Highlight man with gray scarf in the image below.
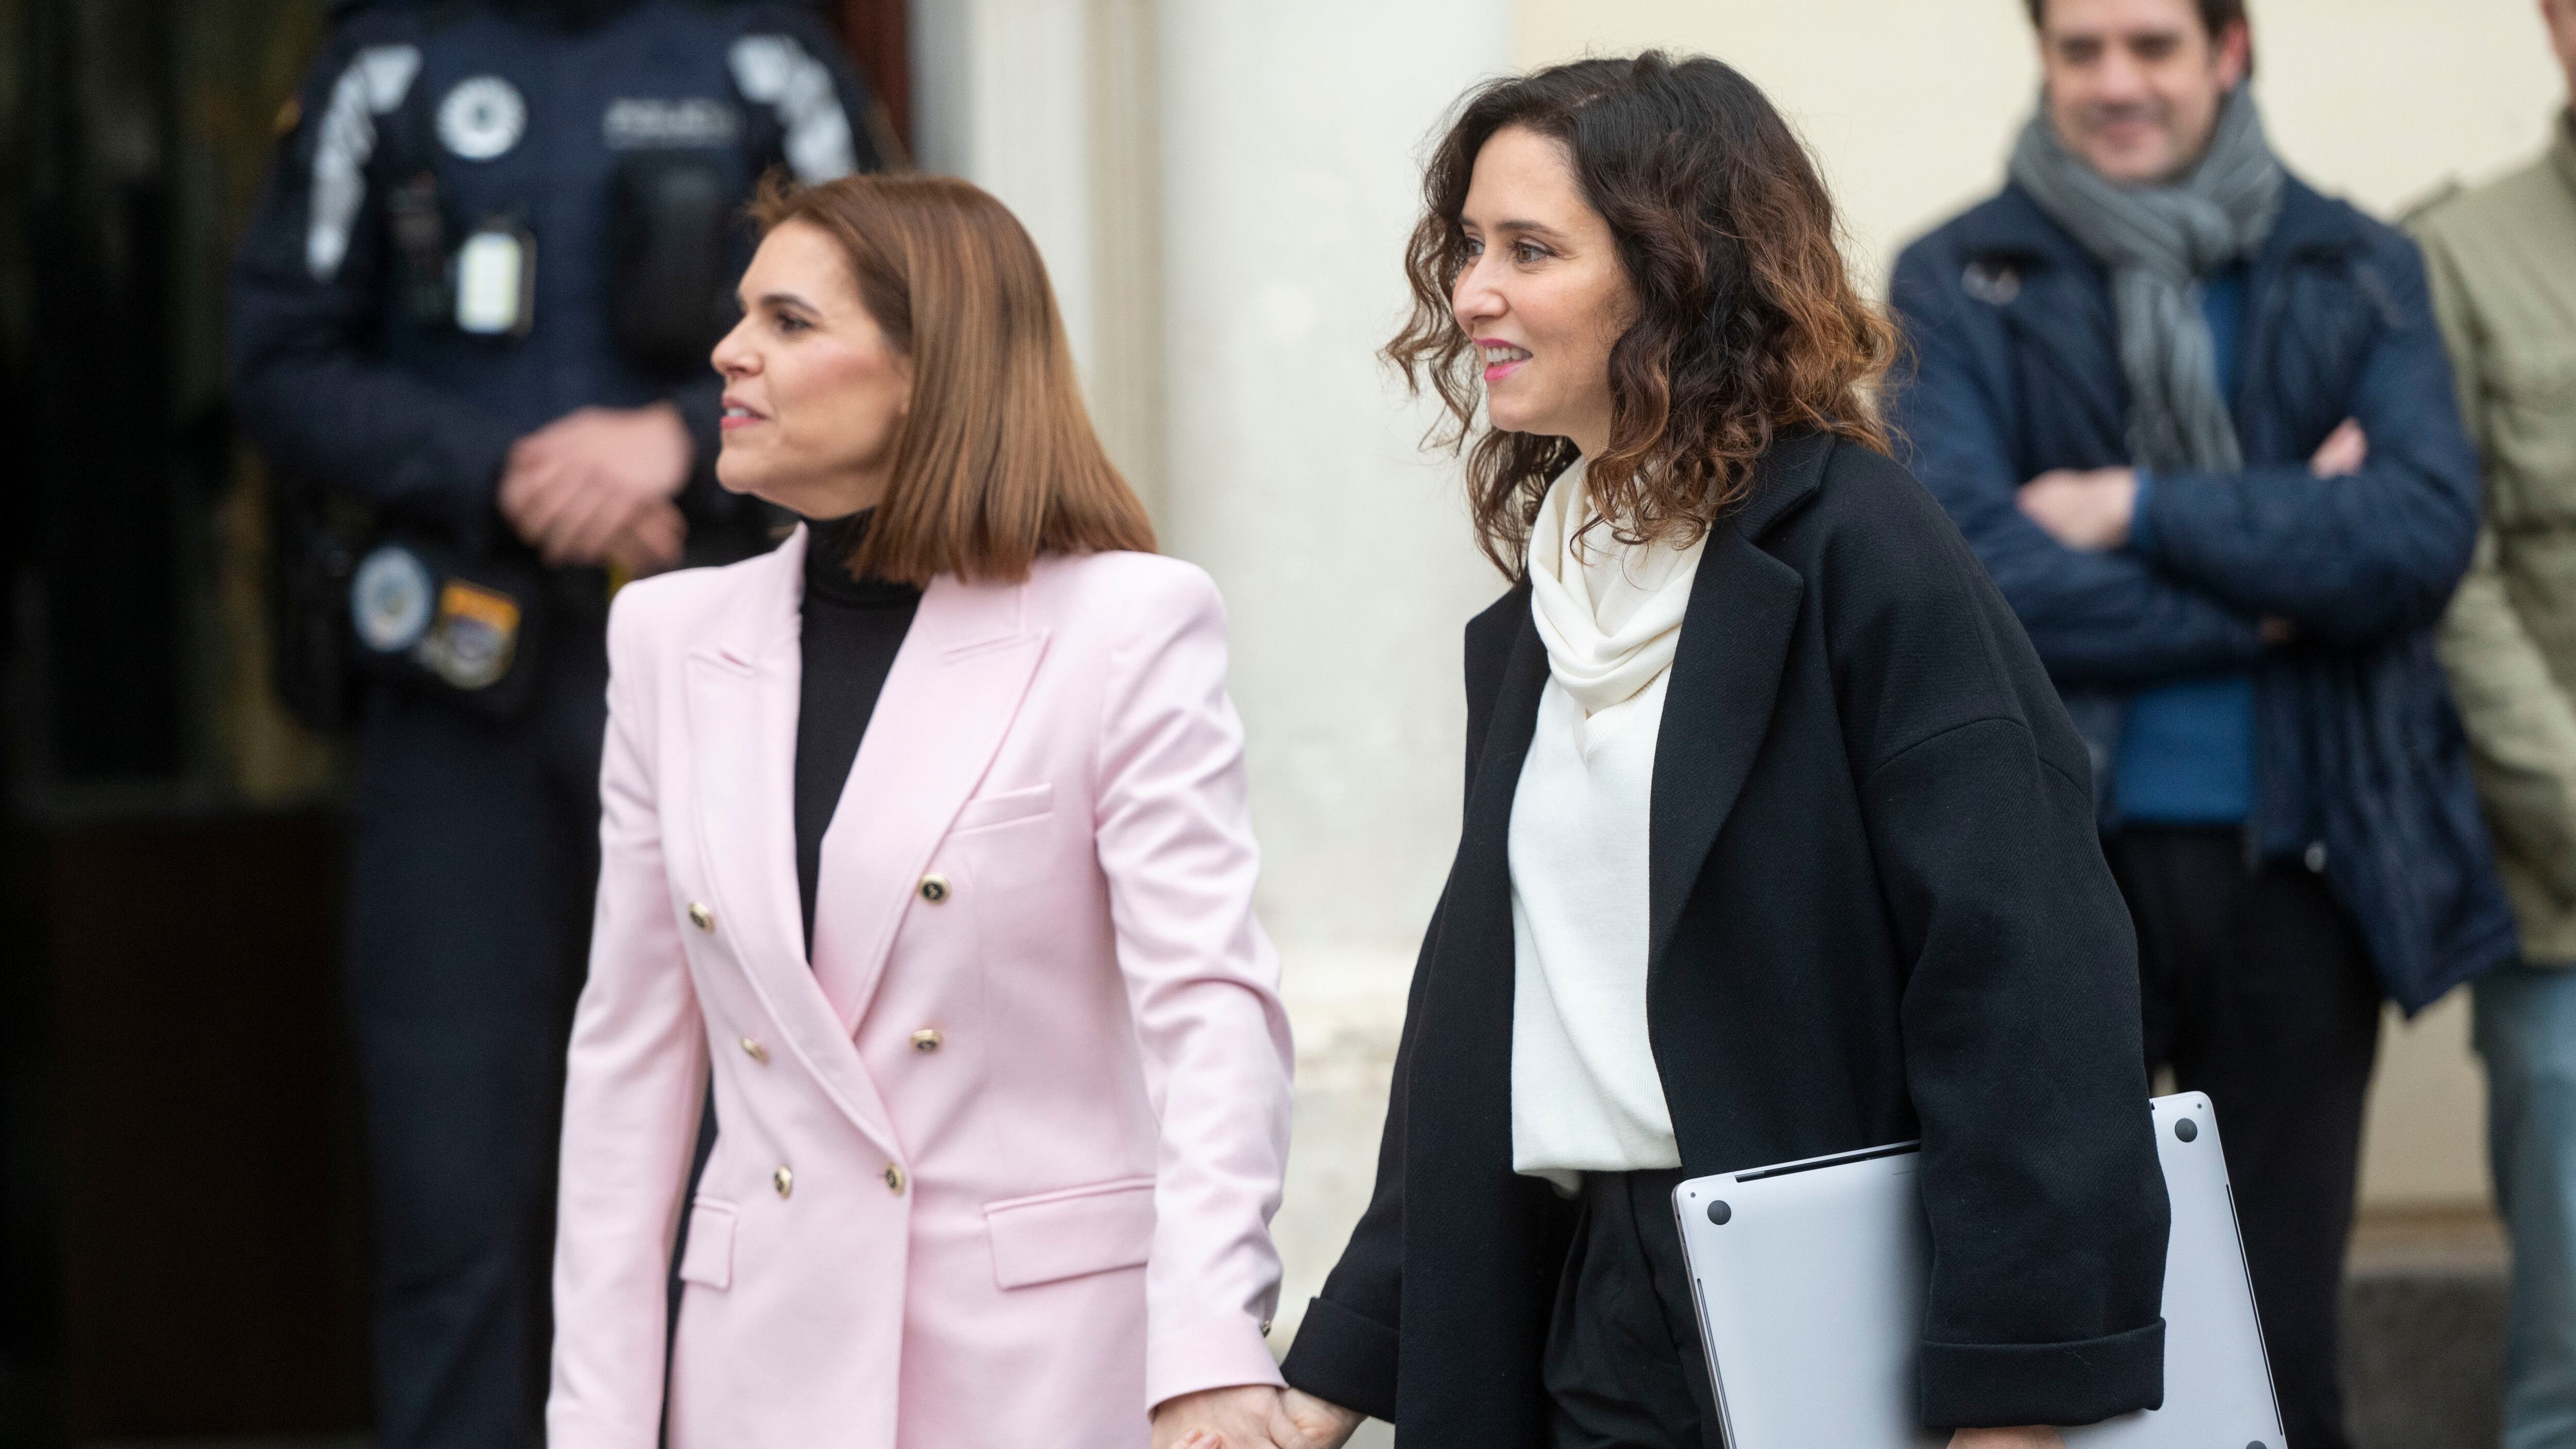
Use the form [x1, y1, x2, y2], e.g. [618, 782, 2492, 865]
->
[1889, 2, 2511, 1446]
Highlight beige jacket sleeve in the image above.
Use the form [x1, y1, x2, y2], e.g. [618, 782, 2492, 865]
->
[2425, 223, 2576, 907]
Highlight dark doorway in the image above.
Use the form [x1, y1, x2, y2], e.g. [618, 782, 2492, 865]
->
[5, 3, 370, 1441]
[837, 0, 912, 165]
[0, 2, 912, 1443]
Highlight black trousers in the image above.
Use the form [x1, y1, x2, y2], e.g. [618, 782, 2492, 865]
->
[1543, 1167, 1722, 1449]
[346, 633, 607, 1449]
[2106, 826, 2382, 1449]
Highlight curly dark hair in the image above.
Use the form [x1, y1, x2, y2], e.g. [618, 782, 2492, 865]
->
[1390, 52, 1896, 576]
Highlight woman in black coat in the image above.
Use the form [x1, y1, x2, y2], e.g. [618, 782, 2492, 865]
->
[1255, 53, 2170, 1449]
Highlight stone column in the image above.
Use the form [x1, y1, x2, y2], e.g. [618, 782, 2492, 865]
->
[908, 0, 1165, 509]
[1154, 0, 1514, 1350]
[908, 0, 1099, 363]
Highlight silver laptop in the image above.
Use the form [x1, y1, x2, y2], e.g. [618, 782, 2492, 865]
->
[1672, 1093, 2280, 1448]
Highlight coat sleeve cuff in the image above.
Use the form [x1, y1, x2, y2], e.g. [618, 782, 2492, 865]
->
[1278, 1296, 1399, 1424]
[1919, 1318, 2167, 1429]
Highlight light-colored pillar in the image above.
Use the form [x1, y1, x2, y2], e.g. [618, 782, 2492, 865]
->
[909, 0, 1099, 371]
[1083, 0, 1165, 514]
[908, 0, 1165, 511]
[1155, 0, 1516, 1348]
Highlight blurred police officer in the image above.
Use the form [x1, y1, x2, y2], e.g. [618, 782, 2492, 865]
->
[227, 3, 876, 1443]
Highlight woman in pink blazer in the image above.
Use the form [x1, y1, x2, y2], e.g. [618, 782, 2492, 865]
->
[547, 173, 1295, 1449]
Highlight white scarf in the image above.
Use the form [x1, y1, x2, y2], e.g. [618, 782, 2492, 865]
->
[1527, 459, 1707, 733]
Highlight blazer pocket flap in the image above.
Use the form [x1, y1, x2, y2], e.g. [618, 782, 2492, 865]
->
[984, 1176, 1156, 1289]
[677, 1198, 737, 1290]
[954, 782, 1055, 833]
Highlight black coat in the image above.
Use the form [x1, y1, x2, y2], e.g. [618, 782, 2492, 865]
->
[1279, 433, 2171, 1439]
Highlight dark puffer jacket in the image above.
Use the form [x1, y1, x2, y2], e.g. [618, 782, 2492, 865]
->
[1887, 176, 2515, 1012]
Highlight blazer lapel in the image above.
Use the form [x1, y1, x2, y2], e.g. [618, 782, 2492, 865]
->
[1457, 606, 1551, 898]
[683, 527, 907, 1163]
[1646, 434, 1828, 972]
[808, 572, 1047, 1030]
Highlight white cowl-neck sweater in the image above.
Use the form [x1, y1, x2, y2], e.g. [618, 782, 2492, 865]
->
[1510, 458, 1707, 1194]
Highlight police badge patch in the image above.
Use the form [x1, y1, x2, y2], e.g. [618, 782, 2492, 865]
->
[438, 76, 527, 160]
[351, 543, 436, 654]
[420, 579, 522, 691]
[349, 547, 530, 696]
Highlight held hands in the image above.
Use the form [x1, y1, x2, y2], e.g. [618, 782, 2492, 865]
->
[1274, 1389, 1367, 1448]
[498, 401, 693, 575]
[1150, 1386, 1365, 1449]
[1951, 1429, 2068, 1449]
[1154, 1389, 2051, 1449]
[1152, 1386, 1284, 1449]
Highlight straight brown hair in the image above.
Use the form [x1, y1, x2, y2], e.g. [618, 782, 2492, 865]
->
[750, 172, 1155, 585]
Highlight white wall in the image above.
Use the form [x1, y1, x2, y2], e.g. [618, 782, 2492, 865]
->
[1517, 0, 2566, 287]
[1514, 0, 2568, 1211]
[908, 0, 1170, 510]
[909, 0, 1100, 378]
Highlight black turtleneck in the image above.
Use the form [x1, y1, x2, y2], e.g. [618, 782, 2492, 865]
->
[794, 514, 922, 954]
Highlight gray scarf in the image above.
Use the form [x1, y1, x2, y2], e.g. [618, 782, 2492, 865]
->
[2008, 87, 2285, 471]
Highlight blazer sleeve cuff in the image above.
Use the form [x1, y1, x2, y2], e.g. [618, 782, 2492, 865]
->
[1918, 1318, 2167, 1430]
[1145, 1314, 1285, 1414]
[1279, 1296, 1399, 1423]
[542, 1409, 659, 1449]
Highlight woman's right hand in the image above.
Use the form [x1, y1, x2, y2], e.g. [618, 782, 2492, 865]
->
[1268, 1389, 1366, 1449]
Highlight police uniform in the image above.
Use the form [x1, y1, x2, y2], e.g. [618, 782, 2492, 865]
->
[226, 4, 875, 1444]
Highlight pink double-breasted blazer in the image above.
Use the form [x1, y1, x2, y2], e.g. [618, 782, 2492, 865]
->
[548, 527, 1294, 1448]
